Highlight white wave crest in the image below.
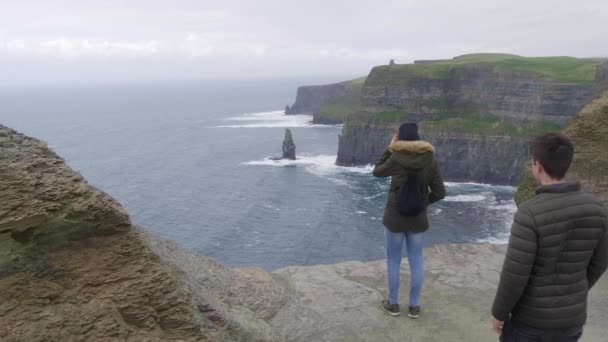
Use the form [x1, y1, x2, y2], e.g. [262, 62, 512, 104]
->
[243, 154, 373, 186]
[443, 194, 488, 202]
[445, 181, 516, 191]
[212, 110, 339, 128]
[476, 236, 509, 244]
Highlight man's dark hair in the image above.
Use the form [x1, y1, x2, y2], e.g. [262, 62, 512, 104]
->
[399, 123, 420, 141]
[530, 133, 574, 179]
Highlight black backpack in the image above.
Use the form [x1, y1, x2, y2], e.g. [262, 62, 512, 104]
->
[396, 173, 425, 216]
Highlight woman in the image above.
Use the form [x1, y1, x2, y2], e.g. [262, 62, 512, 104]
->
[373, 123, 446, 318]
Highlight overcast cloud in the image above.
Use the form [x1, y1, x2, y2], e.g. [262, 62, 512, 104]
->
[1, 0, 606, 85]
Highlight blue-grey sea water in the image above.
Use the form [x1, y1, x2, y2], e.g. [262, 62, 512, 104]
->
[0, 79, 516, 270]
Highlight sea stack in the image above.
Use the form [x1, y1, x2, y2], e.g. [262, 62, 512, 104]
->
[282, 128, 296, 160]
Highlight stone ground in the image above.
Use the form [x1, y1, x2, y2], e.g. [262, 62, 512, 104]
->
[269, 244, 608, 342]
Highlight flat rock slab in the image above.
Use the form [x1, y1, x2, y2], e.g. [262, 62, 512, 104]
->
[271, 244, 608, 342]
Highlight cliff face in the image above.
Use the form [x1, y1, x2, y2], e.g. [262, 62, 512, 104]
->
[286, 82, 349, 119]
[515, 89, 608, 204]
[286, 78, 365, 124]
[594, 62, 608, 95]
[363, 64, 594, 125]
[0, 124, 287, 342]
[336, 113, 529, 185]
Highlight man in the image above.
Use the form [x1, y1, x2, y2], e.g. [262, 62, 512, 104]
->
[491, 133, 608, 341]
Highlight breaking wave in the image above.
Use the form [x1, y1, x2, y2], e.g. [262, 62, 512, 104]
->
[212, 110, 340, 128]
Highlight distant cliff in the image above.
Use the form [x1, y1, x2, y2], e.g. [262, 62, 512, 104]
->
[337, 112, 530, 185]
[331, 55, 608, 184]
[515, 89, 608, 204]
[286, 78, 365, 124]
[362, 55, 603, 125]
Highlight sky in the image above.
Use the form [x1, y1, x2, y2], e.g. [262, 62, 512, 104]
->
[1, 0, 607, 86]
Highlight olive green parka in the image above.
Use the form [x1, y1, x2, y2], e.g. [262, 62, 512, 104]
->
[372, 140, 446, 233]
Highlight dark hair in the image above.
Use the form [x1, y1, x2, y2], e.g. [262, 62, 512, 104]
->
[530, 133, 574, 179]
[398, 123, 420, 141]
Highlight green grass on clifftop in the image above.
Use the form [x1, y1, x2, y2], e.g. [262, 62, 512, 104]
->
[318, 77, 366, 121]
[368, 54, 603, 85]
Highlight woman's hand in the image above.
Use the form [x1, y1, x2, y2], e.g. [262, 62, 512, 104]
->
[389, 131, 398, 146]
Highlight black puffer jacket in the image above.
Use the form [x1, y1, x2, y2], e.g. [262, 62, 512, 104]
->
[492, 182, 608, 329]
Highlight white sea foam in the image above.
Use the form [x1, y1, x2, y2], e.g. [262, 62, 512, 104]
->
[212, 110, 340, 128]
[443, 194, 488, 202]
[362, 193, 384, 200]
[244, 154, 373, 186]
[445, 181, 516, 191]
[475, 199, 517, 244]
[476, 236, 510, 244]
[356, 211, 367, 214]
[244, 154, 372, 174]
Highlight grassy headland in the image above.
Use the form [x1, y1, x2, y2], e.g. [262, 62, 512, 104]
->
[367, 54, 604, 86]
[317, 77, 366, 122]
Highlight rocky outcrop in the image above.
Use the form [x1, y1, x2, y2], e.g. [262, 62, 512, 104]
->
[363, 64, 595, 125]
[336, 113, 529, 185]
[594, 62, 608, 95]
[515, 89, 608, 204]
[286, 82, 349, 116]
[282, 129, 296, 160]
[0, 124, 285, 342]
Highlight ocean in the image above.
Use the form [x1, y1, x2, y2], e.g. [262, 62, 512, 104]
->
[0, 79, 516, 270]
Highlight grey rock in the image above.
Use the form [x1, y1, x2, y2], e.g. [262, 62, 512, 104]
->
[594, 62, 608, 95]
[270, 244, 608, 342]
[282, 129, 296, 160]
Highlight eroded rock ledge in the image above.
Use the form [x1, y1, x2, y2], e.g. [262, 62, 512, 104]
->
[1, 124, 606, 342]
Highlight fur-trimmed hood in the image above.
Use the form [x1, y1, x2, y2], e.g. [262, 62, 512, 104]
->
[388, 140, 435, 171]
[388, 140, 435, 154]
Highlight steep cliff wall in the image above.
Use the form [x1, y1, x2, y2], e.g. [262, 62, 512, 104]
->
[594, 62, 608, 95]
[286, 82, 348, 115]
[515, 89, 608, 204]
[0, 124, 286, 342]
[363, 62, 595, 125]
[286, 78, 364, 124]
[337, 112, 530, 185]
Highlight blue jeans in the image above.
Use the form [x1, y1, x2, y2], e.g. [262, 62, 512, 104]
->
[384, 228, 425, 306]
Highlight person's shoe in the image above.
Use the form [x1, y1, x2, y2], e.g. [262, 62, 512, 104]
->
[380, 300, 400, 316]
[408, 305, 421, 319]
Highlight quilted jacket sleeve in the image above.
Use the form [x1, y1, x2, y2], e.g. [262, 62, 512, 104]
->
[491, 207, 538, 321]
[587, 214, 608, 289]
